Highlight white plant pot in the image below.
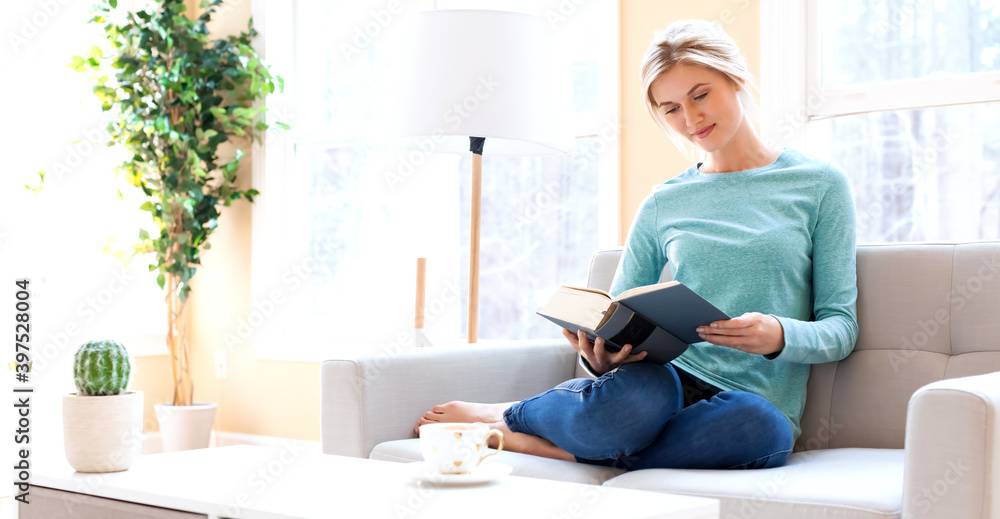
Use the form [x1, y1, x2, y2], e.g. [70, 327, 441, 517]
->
[63, 391, 144, 473]
[154, 402, 217, 452]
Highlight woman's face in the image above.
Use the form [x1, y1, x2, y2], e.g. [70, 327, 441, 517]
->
[649, 64, 744, 154]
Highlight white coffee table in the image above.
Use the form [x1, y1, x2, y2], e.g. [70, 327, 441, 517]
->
[24, 445, 718, 518]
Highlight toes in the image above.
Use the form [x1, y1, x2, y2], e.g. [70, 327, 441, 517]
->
[434, 401, 463, 413]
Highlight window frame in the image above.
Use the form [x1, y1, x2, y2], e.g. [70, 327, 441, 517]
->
[249, 1, 621, 361]
[760, 0, 1000, 151]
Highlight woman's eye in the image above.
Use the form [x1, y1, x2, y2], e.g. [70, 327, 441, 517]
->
[664, 107, 678, 115]
[694, 93, 707, 101]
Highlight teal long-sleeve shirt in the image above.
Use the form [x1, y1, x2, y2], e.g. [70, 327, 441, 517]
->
[609, 148, 859, 442]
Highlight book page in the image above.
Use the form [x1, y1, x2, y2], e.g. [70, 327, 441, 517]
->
[537, 286, 613, 330]
[560, 285, 613, 299]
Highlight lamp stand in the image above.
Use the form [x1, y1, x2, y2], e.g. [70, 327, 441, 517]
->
[414, 257, 432, 348]
[468, 137, 485, 344]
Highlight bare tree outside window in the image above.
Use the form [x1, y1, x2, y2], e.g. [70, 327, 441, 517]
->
[814, 0, 1000, 242]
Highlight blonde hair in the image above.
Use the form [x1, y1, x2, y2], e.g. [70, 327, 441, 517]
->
[640, 19, 761, 160]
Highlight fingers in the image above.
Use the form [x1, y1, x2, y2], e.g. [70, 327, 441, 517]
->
[698, 313, 760, 337]
[575, 330, 597, 356]
[565, 330, 651, 371]
[617, 344, 648, 364]
[597, 338, 647, 365]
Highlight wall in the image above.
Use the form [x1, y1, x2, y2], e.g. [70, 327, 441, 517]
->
[130, 0, 322, 441]
[619, 0, 760, 237]
[132, 0, 761, 442]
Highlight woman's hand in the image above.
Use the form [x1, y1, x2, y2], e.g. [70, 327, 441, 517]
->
[696, 312, 785, 356]
[562, 329, 648, 376]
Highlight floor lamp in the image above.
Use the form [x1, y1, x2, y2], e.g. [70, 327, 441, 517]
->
[389, 9, 573, 343]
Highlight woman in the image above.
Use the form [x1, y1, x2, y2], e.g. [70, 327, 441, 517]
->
[415, 19, 858, 471]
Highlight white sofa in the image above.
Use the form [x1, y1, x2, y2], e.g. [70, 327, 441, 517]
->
[320, 242, 1000, 519]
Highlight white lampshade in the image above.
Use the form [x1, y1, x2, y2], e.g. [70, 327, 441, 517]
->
[386, 9, 574, 156]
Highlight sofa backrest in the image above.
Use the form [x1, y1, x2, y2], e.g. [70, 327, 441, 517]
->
[586, 242, 1000, 451]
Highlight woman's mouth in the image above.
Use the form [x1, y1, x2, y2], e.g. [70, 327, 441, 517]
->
[694, 124, 715, 139]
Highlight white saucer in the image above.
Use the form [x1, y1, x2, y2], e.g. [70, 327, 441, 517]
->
[407, 462, 513, 485]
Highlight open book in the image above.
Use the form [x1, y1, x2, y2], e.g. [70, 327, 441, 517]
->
[537, 281, 730, 365]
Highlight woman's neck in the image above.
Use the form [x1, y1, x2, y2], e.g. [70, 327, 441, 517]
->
[699, 123, 781, 174]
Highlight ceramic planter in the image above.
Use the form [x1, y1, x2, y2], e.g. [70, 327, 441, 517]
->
[63, 390, 144, 473]
[154, 402, 217, 451]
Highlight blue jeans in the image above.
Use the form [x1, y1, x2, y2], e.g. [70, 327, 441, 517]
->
[502, 362, 793, 470]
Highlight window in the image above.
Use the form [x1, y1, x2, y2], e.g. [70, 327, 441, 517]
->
[761, 0, 1000, 242]
[3, 0, 168, 366]
[250, 0, 620, 359]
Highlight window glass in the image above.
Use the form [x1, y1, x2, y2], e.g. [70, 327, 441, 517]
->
[811, 102, 1000, 242]
[257, 1, 614, 348]
[821, 0, 1000, 88]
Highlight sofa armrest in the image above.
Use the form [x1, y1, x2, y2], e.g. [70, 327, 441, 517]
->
[902, 371, 1000, 518]
[320, 340, 577, 458]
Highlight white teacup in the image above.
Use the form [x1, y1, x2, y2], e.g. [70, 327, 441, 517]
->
[419, 422, 504, 474]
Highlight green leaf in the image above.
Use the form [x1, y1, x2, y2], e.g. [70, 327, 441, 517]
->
[140, 201, 155, 211]
[139, 229, 149, 240]
[92, 46, 103, 58]
[156, 273, 165, 289]
[110, 0, 117, 7]
[117, 189, 124, 200]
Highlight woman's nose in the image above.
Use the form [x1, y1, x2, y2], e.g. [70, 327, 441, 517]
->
[685, 108, 702, 129]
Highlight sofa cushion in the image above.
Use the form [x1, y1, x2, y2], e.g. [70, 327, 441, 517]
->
[602, 448, 903, 519]
[797, 242, 1000, 452]
[369, 439, 624, 486]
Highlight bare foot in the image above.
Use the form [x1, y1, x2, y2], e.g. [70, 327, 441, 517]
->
[487, 420, 575, 462]
[415, 401, 512, 433]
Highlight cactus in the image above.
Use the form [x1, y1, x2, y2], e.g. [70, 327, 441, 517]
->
[73, 340, 131, 396]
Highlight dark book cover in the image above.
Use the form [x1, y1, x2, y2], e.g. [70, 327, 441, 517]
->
[537, 281, 730, 365]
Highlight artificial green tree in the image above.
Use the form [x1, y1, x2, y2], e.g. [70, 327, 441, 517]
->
[70, 0, 284, 406]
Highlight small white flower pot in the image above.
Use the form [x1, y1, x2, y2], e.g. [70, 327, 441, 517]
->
[154, 402, 217, 452]
[63, 391, 144, 473]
